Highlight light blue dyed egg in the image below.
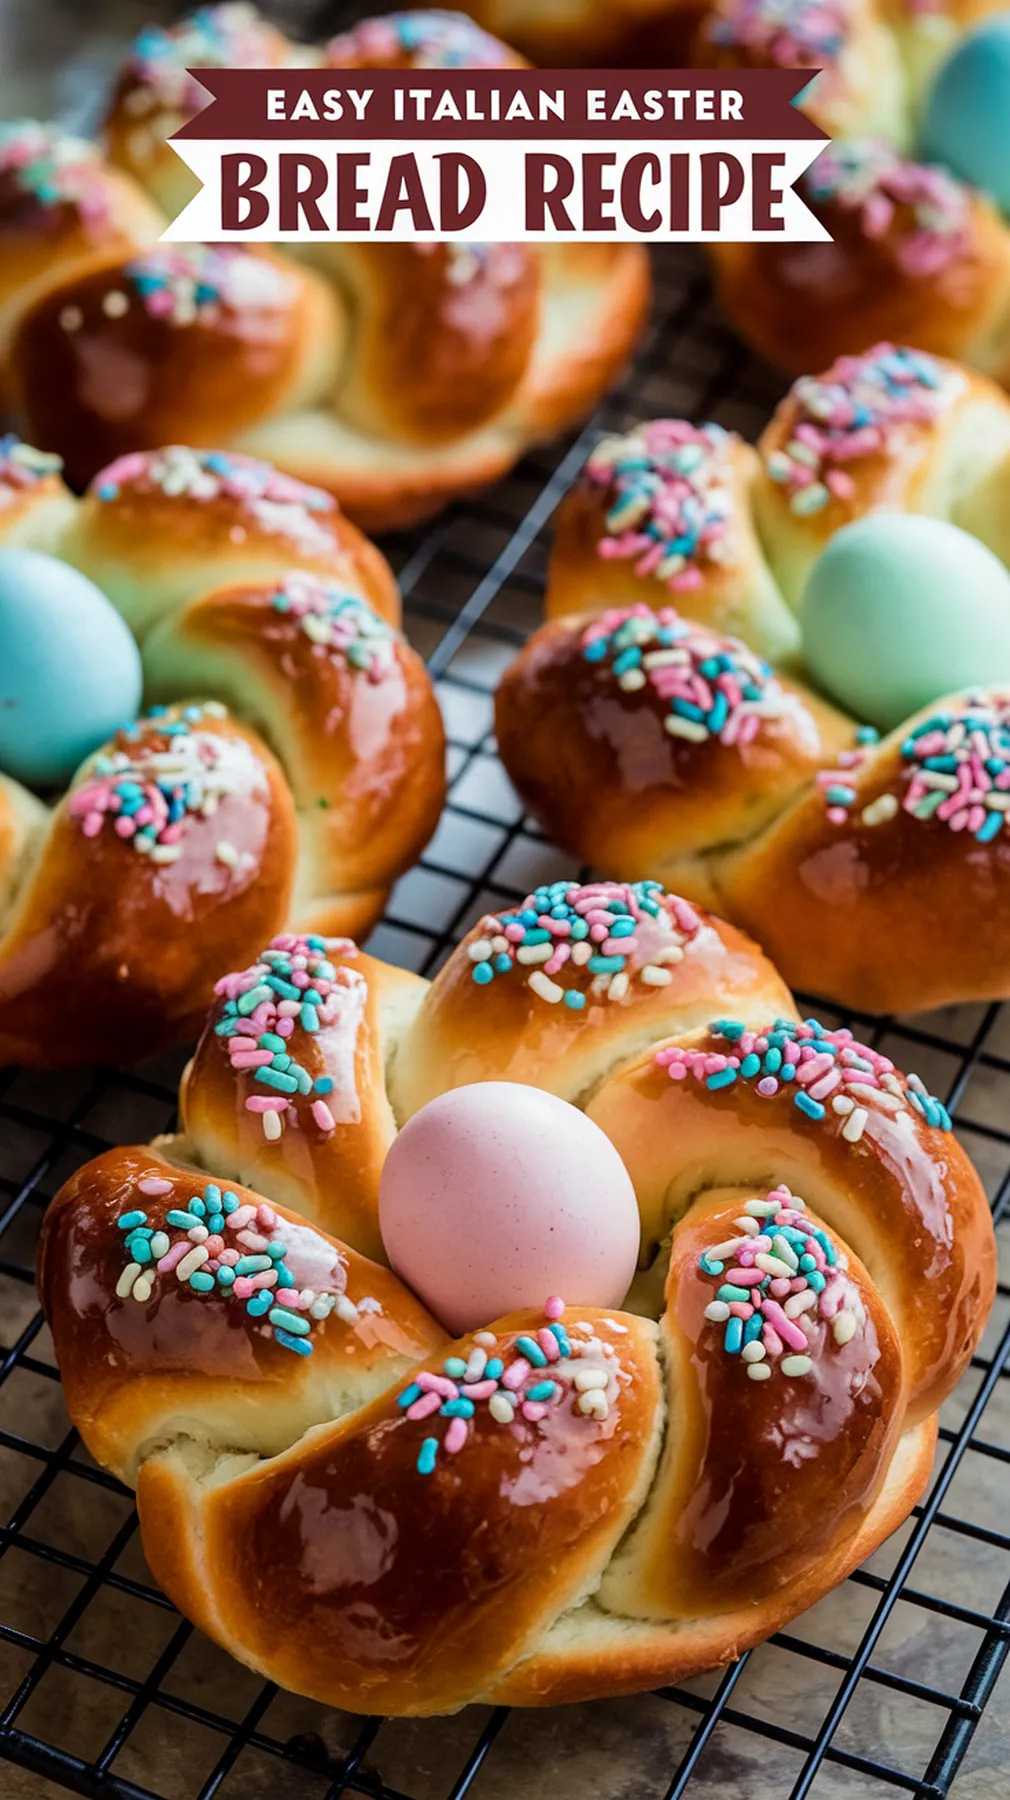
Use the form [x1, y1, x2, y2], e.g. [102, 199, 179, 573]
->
[922, 16, 1010, 213]
[800, 515, 1010, 731]
[0, 549, 142, 786]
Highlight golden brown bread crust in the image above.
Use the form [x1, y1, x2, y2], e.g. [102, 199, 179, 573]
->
[36, 1144, 443, 1479]
[545, 421, 800, 664]
[392, 881, 795, 1118]
[420, 0, 698, 63]
[0, 123, 163, 393]
[141, 576, 446, 918]
[0, 438, 77, 551]
[495, 607, 853, 903]
[84, 8, 650, 528]
[37, 903, 997, 1712]
[0, 705, 296, 1068]
[711, 145, 1010, 386]
[63, 444, 400, 638]
[139, 1309, 660, 1715]
[715, 691, 1010, 1013]
[587, 1023, 997, 1416]
[10, 246, 341, 490]
[179, 941, 428, 1261]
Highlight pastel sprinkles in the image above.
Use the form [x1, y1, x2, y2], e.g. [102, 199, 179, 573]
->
[764, 344, 957, 516]
[709, 0, 848, 67]
[699, 1187, 865, 1382]
[328, 10, 510, 67]
[0, 121, 110, 219]
[805, 142, 972, 278]
[115, 1175, 374, 1356]
[214, 934, 363, 1142]
[657, 1016, 953, 1134]
[582, 605, 802, 746]
[93, 446, 337, 550]
[68, 704, 263, 867]
[271, 576, 396, 679]
[398, 1298, 621, 1475]
[820, 696, 1010, 843]
[126, 4, 284, 112]
[586, 420, 735, 593]
[468, 880, 701, 1008]
[0, 434, 62, 499]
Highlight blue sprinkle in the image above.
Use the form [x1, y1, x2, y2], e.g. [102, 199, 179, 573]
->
[706, 1068, 737, 1090]
[516, 1335, 547, 1367]
[794, 1091, 826, 1121]
[274, 1328, 313, 1356]
[398, 1383, 422, 1408]
[724, 1317, 744, 1354]
[417, 1437, 438, 1476]
[472, 962, 493, 985]
[440, 1398, 475, 1418]
[118, 1210, 148, 1232]
[563, 989, 586, 1010]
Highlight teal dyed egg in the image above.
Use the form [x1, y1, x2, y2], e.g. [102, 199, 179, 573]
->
[0, 549, 142, 787]
[800, 515, 1010, 732]
[922, 16, 1010, 213]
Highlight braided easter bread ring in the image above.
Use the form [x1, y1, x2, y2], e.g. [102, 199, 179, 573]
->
[2, 12, 649, 529]
[497, 347, 1010, 1012]
[691, 0, 1010, 379]
[0, 440, 444, 1068]
[38, 887, 995, 1712]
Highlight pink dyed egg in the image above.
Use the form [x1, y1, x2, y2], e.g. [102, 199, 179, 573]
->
[379, 1081, 640, 1334]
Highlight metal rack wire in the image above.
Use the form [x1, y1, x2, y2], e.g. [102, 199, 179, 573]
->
[0, 234, 1008, 1800]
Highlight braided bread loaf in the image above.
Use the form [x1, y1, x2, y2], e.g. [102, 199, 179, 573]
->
[0, 439, 444, 1067]
[1, 11, 649, 530]
[38, 890, 996, 1712]
[698, 0, 1010, 379]
[497, 344, 1010, 1012]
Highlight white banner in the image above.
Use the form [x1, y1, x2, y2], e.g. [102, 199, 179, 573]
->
[161, 139, 832, 244]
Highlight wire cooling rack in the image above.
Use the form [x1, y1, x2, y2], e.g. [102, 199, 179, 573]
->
[1, 70, 1010, 1800]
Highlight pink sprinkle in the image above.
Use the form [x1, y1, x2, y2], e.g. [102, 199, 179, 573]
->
[407, 1392, 442, 1421]
[444, 1416, 469, 1454]
[233, 1277, 254, 1299]
[724, 1267, 766, 1286]
[156, 1241, 189, 1274]
[312, 1100, 336, 1133]
[461, 1379, 498, 1401]
[768, 1277, 792, 1298]
[138, 1177, 173, 1196]
[545, 1295, 565, 1320]
[226, 1206, 257, 1229]
[760, 1298, 809, 1351]
[257, 1204, 276, 1229]
[277, 1018, 294, 1037]
[537, 1329, 561, 1361]
[502, 1357, 532, 1391]
[204, 1235, 224, 1257]
[728, 1301, 754, 1319]
[756, 1077, 779, 1097]
[762, 1324, 784, 1356]
[522, 1400, 548, 1421]
[416, 1372, 458, 1398]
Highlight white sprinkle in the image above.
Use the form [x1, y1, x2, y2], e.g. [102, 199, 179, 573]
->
[755, 1252, 794, 1278]
[474, 1330, 497, 1348]
[745, 1199, 781, 1217]
[640, 965, 673, 986]
[176, 1245, 209, 1281]
[310, 1294, 334, 1320]
[467, 940, 493, 962]
[59, 305, 83, 332]
[649, 943, 684, 965]
[215, 839, 239, 867]
[334, 1294, 359, 1323]
[262, 1109, 282, 1141]
[664, 715, 708, 743]
[149, 844, 182, 865]
[747, 1362, 772, 1381]
[705, 1237, 748, 1262]
[132, 1271, 154, 1304]
[741, 1341, 766, 1363]
[861, 793, 898, 827]
[771, 1234, 799, 1271]
[832, 1094, 855, 1115]
[733, 1216, 761, 1236]
[186, 1224, 209, 1244]
[150, 1232, 169, 1259]
[571, 941, 593, 965]
[517, 943, 552, 965]
[573, 1366, 608, 1392]
[833, 1310, 857, 1345]
[608, 972, 629, 1000]
[115, 1262, 141, 1300]
[577, 1389, 609, 1418]
[528, 971, 564, 1004]
[842, 1107, 869, 1143]
[644, 649, 691, 669]
[704, 1300, 731, 1323]
[204, 701, 227, 718]
[618, 668, 646, 691]
[102, 289, 129, 317]
[781, 1354, 813, 1377]
[489, 1393, 515, 1424]
[491, 936, 509, 954]
[784, 1289, 817, 1319]
[465, 1347, 488, 1382]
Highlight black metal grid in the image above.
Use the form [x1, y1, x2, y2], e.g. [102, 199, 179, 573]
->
[0, 243, 1009, 1799]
